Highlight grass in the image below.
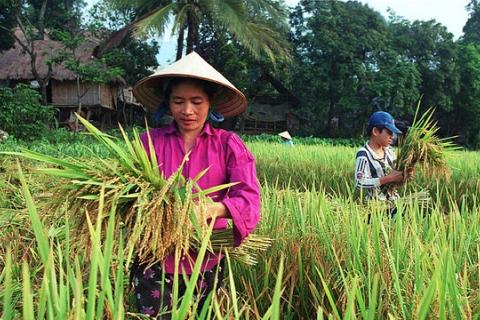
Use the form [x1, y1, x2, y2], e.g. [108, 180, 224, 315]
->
[1, 127, 480, 318]
[1, 128, 478, 208]
[395, 107, 459, 179]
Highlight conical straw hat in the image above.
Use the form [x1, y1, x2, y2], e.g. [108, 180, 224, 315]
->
[133, 52, 248, 117]
[278, 131, 292, 140]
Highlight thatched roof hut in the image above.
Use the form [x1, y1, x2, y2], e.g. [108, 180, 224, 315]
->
[0, 29, 123, 110]
[239, 95, 297, 134]
[0, 29, 93, 80]
[236, 72, 302, 134]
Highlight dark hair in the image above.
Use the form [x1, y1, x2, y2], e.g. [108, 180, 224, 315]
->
[164, 78, 218, 102]
[366, 125, 386, 136]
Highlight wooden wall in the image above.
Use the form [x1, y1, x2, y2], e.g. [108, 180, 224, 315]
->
[100, 85, 117, 110]
[51, 80, 116, 110]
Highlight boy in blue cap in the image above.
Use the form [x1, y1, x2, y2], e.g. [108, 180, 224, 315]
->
[355, 111, 405, 206]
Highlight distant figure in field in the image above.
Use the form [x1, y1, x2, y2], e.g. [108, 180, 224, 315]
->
[0, 129, 8, 142]
[278, 131, 294, 146]
[66, 110, 87, 131]
[354, 111, 406, 215]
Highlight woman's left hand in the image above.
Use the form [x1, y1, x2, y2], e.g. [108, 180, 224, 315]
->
[205, 202, 230, 219]
[194, 202, 230, 220]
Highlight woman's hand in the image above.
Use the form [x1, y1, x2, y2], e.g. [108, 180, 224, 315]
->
[205, 202, 230, 219]
[194, 202, 230, 220]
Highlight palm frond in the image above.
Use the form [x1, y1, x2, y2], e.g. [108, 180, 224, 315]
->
[132, 3, 176, 37]
[93, 3, 175, 58]
[208, 0, 292, 63]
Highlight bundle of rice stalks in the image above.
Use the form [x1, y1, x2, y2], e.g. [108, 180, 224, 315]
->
[3, 115, 271, 266]
[395, 106, 459, 181]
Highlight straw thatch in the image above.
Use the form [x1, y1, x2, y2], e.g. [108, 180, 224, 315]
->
[0, 28, 100, 81]
[0, 29, 129, 112]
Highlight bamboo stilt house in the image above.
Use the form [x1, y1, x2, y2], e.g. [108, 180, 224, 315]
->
[0, 29, 131, 127]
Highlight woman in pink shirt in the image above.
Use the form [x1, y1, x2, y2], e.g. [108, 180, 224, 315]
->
[131, 52, 261, 317]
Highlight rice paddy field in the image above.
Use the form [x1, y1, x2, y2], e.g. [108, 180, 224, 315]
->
[1, 130, 480, 319]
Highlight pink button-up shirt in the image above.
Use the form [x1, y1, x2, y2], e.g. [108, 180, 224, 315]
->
[140, 122, 261, 274]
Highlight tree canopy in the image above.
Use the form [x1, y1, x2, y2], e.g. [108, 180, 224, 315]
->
[99, 0, 291, 63]
[1, 0, 480, 147]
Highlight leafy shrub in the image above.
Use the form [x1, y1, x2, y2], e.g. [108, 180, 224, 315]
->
[0, 84, 55, 140]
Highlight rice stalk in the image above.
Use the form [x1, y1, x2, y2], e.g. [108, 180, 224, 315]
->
[3, 114, 269, 267]
[395, 105, 459, 181]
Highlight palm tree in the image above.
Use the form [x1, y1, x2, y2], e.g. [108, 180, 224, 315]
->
[94, 0, 291, 63]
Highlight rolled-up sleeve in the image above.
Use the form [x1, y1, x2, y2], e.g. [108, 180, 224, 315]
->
[221, 134, 261, 247]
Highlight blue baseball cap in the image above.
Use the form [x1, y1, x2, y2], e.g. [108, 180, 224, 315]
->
[368, 111, 402, 135]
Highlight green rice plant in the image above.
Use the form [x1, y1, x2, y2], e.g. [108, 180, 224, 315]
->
[0, 165, 214, 319]
[16, 160, 50, 265]
[2, 160, 480, 318]
[395, 106, 459, 180]
[3, 115, 480, 319]
[2, 115, 270, 269]
[1, 247, 14, 320]
[3, 125, 478, 210]
[228, 182, 480, 318]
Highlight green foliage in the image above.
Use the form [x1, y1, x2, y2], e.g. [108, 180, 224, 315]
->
[23, 0, 85, 37]
[106, 0, 291, 63]
[53, 30, 124, 84]
[195, 14, 293, 102]
[102, 38, 159, 85]
[290, 0, 416, 136]
[0, 1, 17, 51]
[86, 1, 160, 85]
[462, 0, 480, 44]
[451, 43, 480, 148]
[2, 0, 84, 42]
[0, 84, 54, 140]
[284, 0, 479, 144]
[389, 17, 460, 118]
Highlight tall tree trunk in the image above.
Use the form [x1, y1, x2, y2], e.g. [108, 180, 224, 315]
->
[186, 11, 197, 54]
[38, 0, 48, 40]
[12, 4, 51, 104]
[176, 26, 185, 60]
[27, 44, 51, 105]
[75, 75, 82, 132]
[39, 80, 48, 105]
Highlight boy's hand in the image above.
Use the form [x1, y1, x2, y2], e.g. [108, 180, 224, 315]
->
[380, 169, 404, 185]
[405, 168, 415, 181]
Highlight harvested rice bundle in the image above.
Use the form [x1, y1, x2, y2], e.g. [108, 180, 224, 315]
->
[395, 107, 458, 181]
[6, 115, 271, 266]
